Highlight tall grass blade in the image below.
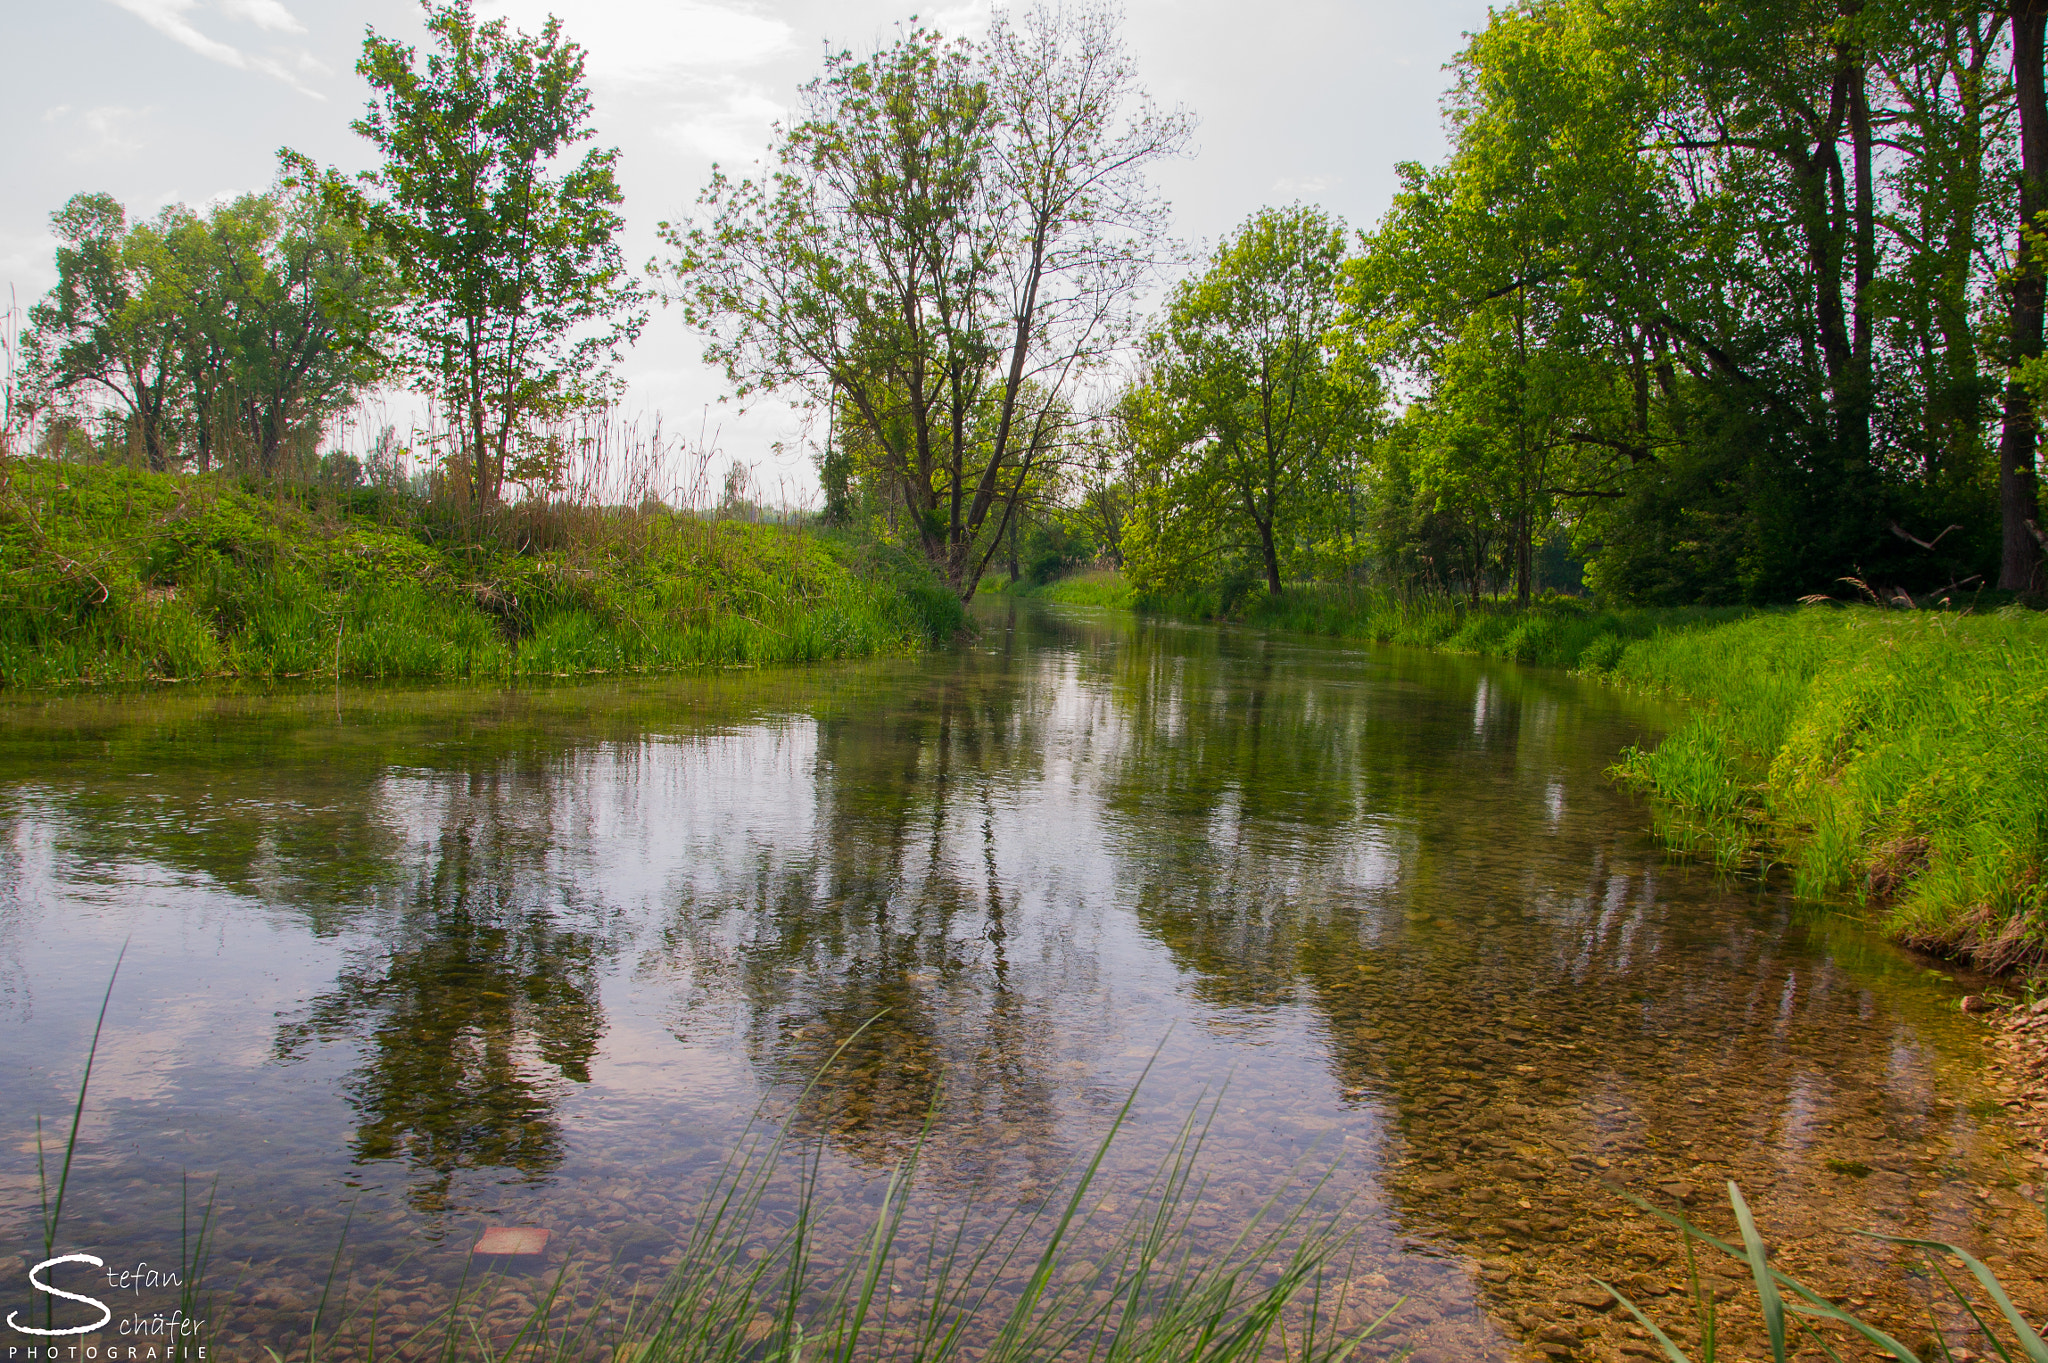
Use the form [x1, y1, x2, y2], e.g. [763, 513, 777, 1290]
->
[1594, 1280, 1692, 1363]
[1851, 1233, 2048, 1363]
[1728, 1182, 1788, 1360]
[33, 941, 127, 1333]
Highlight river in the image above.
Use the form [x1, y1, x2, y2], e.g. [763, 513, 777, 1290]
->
[0, 599, 2037, 1361]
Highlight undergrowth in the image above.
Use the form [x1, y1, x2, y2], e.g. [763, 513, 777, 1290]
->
[978, 570, 1136, 610]
[0, 461, 963, 689]
[1089, 579, 1745, 670]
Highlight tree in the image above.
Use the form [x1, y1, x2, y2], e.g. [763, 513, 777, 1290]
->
[26, 194, 184, 471]
[1132, 206, 1370, 598]
[1329, 0, 2025, 606]
[26, 184, 383, 478]
[1070, 391, 1142, 568]
[161, 182, 384, 476]
[2001, 0, 2046, 589]
[662, 3, 1188, 599]
[325, 0, 644, 513]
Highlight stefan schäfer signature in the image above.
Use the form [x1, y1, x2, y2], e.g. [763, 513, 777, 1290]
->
[7, 1254, 206, 1355]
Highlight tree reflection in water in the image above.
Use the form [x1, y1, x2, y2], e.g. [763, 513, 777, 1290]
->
[658, 663, 1070, 1192]
[275, 794, 612, 1211]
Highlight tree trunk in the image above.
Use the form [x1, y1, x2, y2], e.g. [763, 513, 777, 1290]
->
[1260, 516, 1283, 596]
[1844, 8, 1876, 479]
[2001, 0, 2048, 591]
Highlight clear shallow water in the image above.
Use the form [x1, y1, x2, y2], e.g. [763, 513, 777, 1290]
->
[0, 599, 2039, 1361]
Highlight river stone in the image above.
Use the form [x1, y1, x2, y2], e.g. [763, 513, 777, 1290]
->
[475, 1227, 551, 1256]
[606, 1221, 669, 1259]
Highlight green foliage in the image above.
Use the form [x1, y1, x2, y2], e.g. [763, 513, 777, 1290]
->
[316, 0, 646, 512]
[25, 183, 379, 479]
[1610, 605, 2048, 967]
[0, 462, 957, 690]
[1313, 0, 2027, 608]
[1125, 206, 1375, 600]
[660, 7, 1187, 597]
[24, 193, 185, 473]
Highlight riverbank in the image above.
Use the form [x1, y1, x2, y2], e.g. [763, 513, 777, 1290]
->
[1608, 607, 2048, 971]
[0, 460, 962, 689]
[1020, 574, 2048, 973]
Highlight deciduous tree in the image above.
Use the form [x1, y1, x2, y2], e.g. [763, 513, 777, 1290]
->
[662, 4, 1187, 598]
[1131, 206, 1371, 598]
[325, 0, 644, 512]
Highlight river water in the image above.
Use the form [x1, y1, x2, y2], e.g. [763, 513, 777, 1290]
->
[0, 600, 2039, 1361]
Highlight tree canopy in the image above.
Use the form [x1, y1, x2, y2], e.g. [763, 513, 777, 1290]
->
[332, 0, 645, 512]
[659, 3, 1188, 598]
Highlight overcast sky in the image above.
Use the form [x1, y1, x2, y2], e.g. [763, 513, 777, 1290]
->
[8, 0, 1489, 495]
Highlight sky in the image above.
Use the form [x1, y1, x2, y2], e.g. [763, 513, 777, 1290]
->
[7, 0, 1491, 498]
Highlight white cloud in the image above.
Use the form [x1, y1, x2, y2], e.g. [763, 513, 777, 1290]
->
[106, 0, 325, 97]
[39, 103, 154, 161]
[476, 0, 792, 83]
[659, 80, 786, 164]
[216, 0, 304, 32]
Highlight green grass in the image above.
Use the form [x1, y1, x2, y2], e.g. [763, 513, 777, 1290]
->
[1203, 583, 1747, 671]
[979, 569, 1137, 610]
[0, 461, 964, 689]
[1608, 606, 2048, 969]
[1033, 576, 1741, 670]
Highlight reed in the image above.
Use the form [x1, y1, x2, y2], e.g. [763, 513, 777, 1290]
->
[1599, 1181, 2048, 1363]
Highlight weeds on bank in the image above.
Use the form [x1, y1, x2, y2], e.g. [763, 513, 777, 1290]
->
[0, 462, 963, 689]
[1607, 607, 2048, 969]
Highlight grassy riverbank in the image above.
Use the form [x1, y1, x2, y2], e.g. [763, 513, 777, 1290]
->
[0, 461, 963, 689]
[1609, 607, 2048, 970]
[997, 573, 1746, 669]
[1027, 572, 2048, 971]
